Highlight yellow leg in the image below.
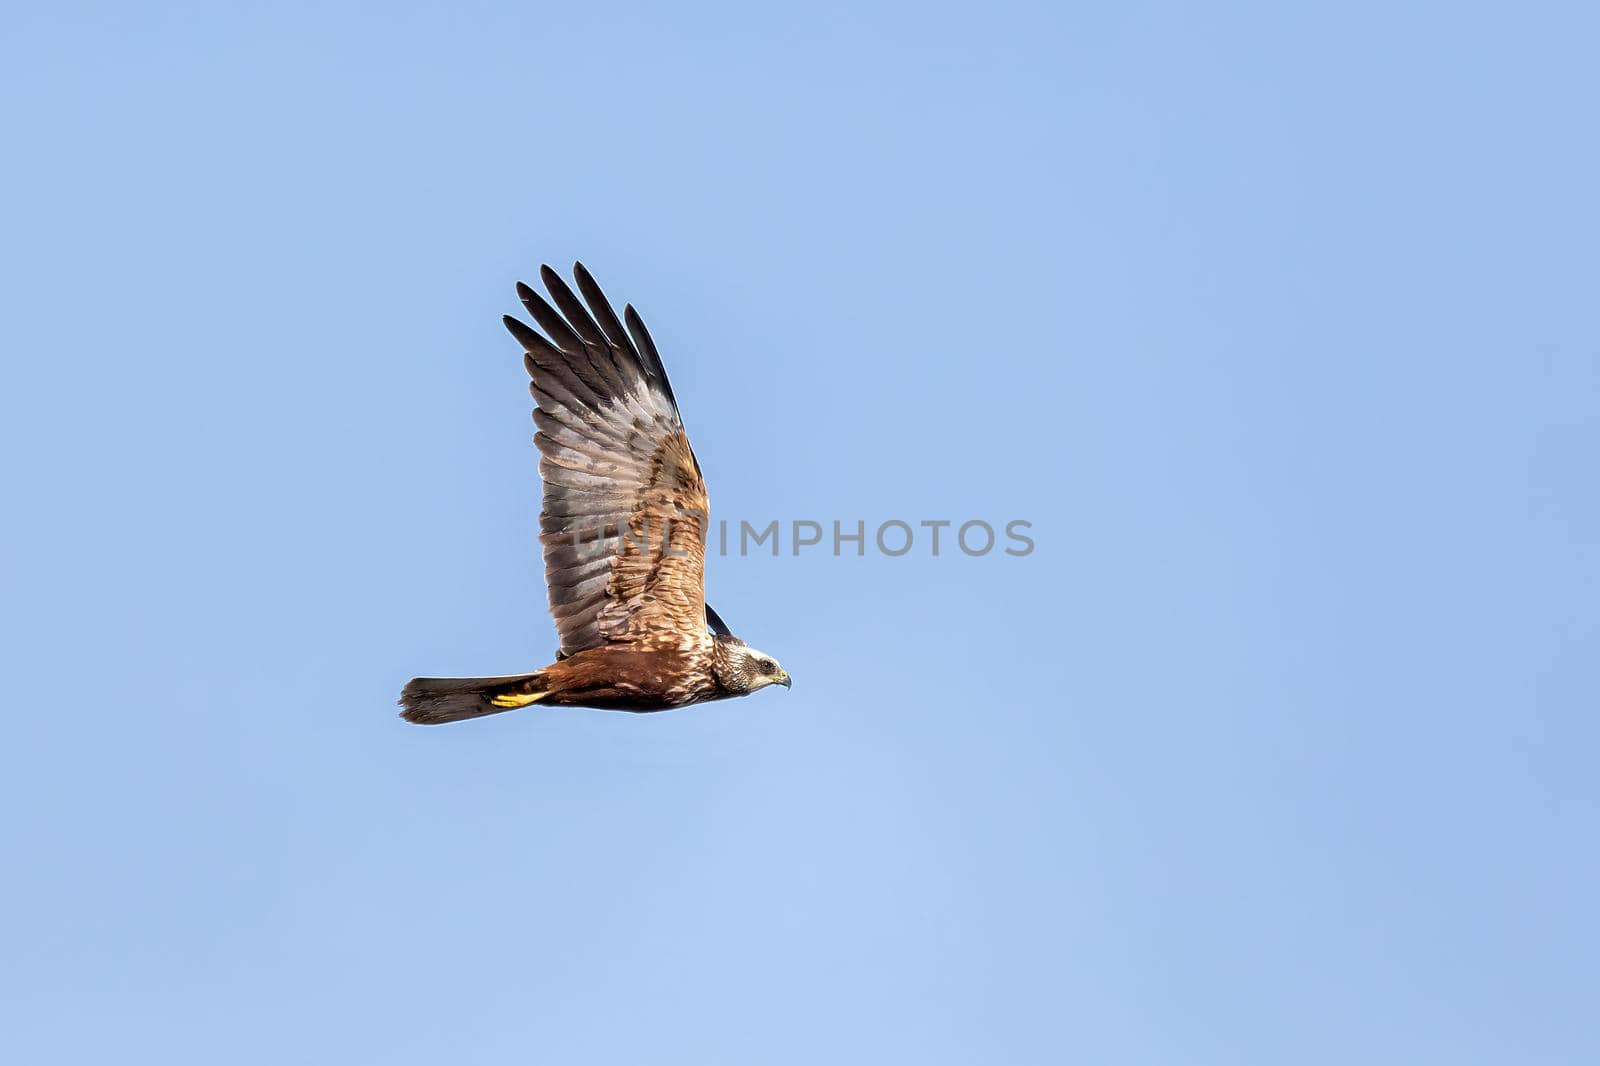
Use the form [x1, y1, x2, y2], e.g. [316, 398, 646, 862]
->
[489, 690, 548, 709]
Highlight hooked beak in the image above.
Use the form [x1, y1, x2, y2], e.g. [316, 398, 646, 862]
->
[777, 671, 792, 689]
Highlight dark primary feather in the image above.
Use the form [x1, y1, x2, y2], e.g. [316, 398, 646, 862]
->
[705, 603, 737, 640]
[623, 303, 678, 407]
[517, 281, 588, 355]
[538, 265, 608, 348]
[573, 262, 638, 356]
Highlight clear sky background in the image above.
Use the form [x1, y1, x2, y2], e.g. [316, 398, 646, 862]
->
[3, 2, 1596, 1062]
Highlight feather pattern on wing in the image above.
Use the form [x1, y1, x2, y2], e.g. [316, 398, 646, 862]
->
[503, 263, 711, 657]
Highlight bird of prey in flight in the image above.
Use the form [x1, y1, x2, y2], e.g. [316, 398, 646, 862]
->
[400, 263, 790, 724]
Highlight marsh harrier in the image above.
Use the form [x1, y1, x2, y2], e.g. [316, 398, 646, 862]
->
[400, 263, 789, 724]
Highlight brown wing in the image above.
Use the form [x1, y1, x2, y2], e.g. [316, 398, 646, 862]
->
[503, 263, 710, 657]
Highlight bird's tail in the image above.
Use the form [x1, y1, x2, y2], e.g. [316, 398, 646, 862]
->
[399, 671, 548, 725]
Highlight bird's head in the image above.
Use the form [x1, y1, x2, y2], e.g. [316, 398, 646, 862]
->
[712, 637, 791, 696]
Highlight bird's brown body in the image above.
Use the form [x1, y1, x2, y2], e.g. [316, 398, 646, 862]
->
[481, 637, 754, 712]
[532, 646, 723, 710]
[400, 262, 789, 725]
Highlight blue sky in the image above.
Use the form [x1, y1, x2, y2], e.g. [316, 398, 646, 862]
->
[3, 1, 1597, 1062]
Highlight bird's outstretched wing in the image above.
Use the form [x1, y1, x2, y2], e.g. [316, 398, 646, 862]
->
[504, 264, 710, 657]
